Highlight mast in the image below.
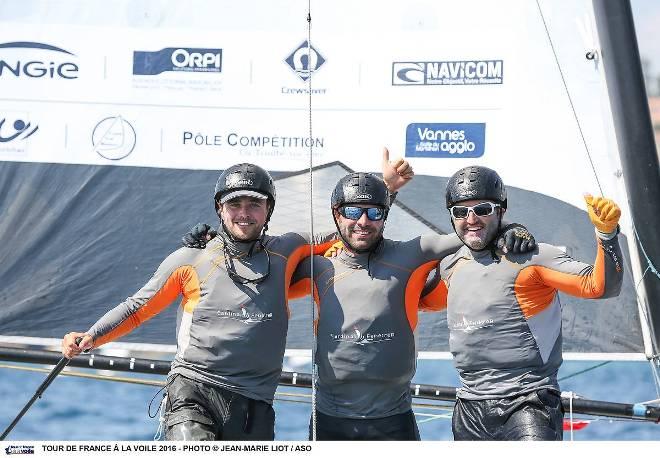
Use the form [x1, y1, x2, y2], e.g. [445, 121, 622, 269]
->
[592, 0, 660, 358]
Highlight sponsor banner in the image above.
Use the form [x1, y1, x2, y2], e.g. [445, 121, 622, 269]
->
[405, 123, 485, 158]
[392, 60, 503, 86]
[133, 47, 222, 75]
[0, 41, 79, 80]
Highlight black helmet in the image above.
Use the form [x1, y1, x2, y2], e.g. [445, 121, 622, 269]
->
[331, 172, 390, 216]
[445, 166, 507, 209]
[214, 163, 276, 215]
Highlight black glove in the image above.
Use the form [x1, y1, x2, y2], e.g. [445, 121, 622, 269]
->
[496, 223, 536, 254]
[182, 223, 217, 249]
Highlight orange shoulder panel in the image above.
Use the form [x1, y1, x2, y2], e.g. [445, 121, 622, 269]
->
[404, 260, 440, 331]
[94, 265, 199, 347]
[419, 279, 448, 313]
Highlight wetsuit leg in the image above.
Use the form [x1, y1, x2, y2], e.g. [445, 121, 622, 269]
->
[452, 398, 496, 441]
[164, 375, 275, 441]
[222, 396, 275, 440]
[311, 410, 420, 441]
[164, 376, 219, 441]
[500, 389, 563, 441]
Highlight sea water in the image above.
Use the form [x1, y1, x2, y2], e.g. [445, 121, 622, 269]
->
[0, 358, 658, 440]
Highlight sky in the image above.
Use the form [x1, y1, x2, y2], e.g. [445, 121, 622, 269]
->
[631, 0, 660, 93]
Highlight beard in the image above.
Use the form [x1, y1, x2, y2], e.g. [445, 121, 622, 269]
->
[456, 219, 500, 250]
[339, 222, 385, 252]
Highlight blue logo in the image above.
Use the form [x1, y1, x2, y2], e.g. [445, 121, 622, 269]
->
[284, 41, 326, 82]
[0, 117, 38, 143]
[133, 47, 222, 75]
[393, 60, 503, 86]
[0, 42, 78, 79]
[405, 123, 485, 158]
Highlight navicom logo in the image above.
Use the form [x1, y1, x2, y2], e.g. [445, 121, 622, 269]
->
[217, 308, 273, 324]
[133, 47, 222, 75]
[284, 41, 326, 82]
[0, 42, 78, 79]
[392, 60, 503, 86]
[5, 445, 34, 455]
[331, 328, 395, 345]
[405, 123, 485, 158]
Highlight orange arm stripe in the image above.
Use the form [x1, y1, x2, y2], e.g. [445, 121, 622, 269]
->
[284, 245, 313, 317]
[404, 260, 439, 331]
[93, 266, 199, 347]
[514, 243, 606, 318]
[420, 279, 448, 313]
[312, 240, 338, 255]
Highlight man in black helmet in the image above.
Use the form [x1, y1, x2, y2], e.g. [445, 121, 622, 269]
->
[288, 166, 538, 441]
[420, 165, 624, 441]
[61, 158, 412, 441]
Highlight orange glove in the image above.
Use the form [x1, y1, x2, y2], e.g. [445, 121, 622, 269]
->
[584, 194, 621, 233]
[324, 241, 345, 258]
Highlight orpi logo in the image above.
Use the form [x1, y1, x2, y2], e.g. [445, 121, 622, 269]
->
[0, 116, 38, 143]
[0, 42, 78, 79]
[133, 47, 222, 75]
[92, 116, 136, 160]
[284, 41, 325, 82]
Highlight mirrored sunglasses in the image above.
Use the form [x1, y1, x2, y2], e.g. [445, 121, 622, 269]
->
[339, 206, 385, 221]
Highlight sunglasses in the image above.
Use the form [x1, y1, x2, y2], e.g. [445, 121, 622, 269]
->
[338, 206, 385, 221]
[450, 202, 501, 219]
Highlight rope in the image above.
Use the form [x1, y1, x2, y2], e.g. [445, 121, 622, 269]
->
[633, 224, 660, 281]
[535, 0, 603, 196]
[537, 0, 660, 362]
[558, 361, 612, 382]
[305, 0, 318, 442]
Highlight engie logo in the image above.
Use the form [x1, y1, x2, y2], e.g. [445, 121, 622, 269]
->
[393, 60, 503, 86]
[284, 41, 326, 82]
[405, 123, 485, 158]
[133, 47, 222, 75]
[0, 42, 78, 79]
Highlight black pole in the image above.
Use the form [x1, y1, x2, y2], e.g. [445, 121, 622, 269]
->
[1, 347, 659, 423]
[0, 339, 86, 441]
[593, 0, 660, 357]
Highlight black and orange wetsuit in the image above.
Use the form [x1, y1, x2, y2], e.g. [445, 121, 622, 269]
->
[86, 230, 336, 440]
[290, 234, 463, 440]
[421, 231, 623, 440]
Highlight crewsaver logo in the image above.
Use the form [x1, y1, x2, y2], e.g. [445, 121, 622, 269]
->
[133, 47, 222, 75]
[405, 123, 485, 158]
[392, 60, 503, 86]
[284, 40, 326, 82]
[0, 42, 78, 79]
[330, 328, 395, 345]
